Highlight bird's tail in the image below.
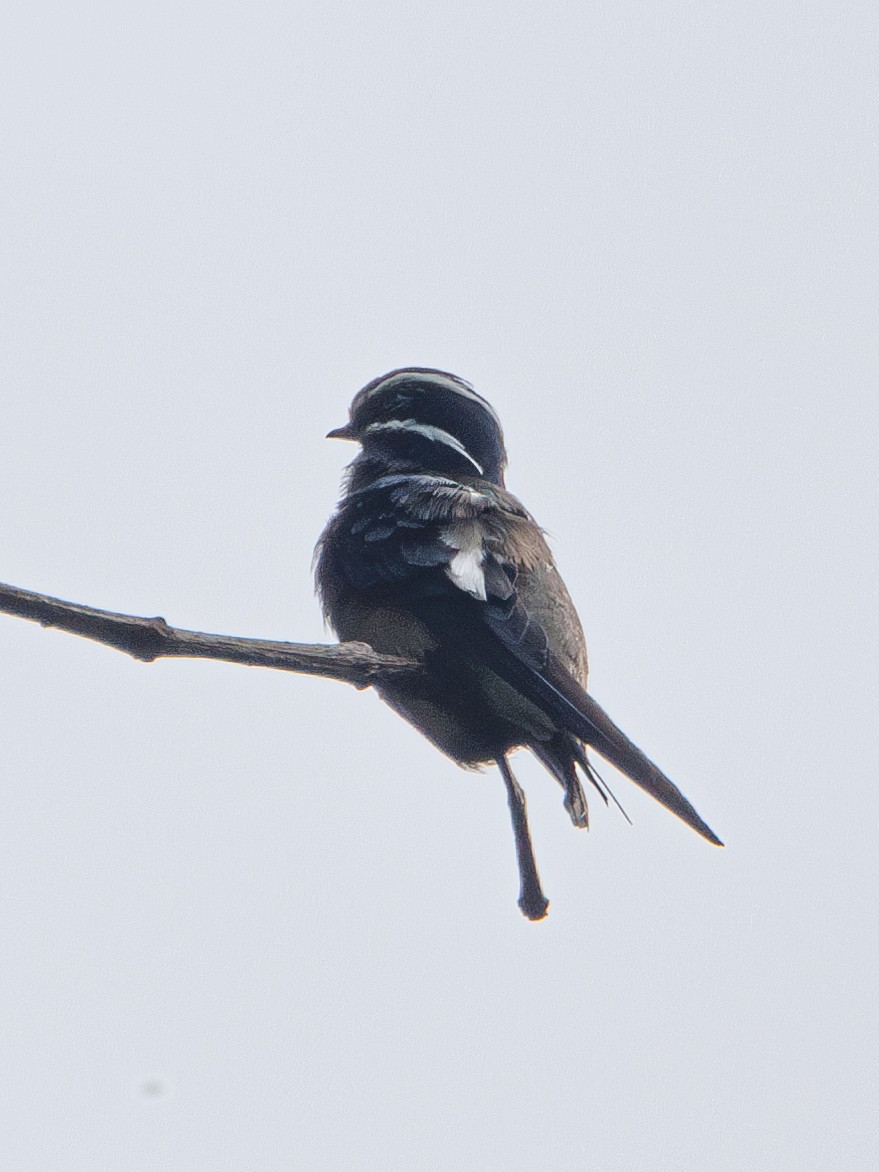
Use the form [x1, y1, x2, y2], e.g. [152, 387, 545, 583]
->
[571, 688, 723, 846]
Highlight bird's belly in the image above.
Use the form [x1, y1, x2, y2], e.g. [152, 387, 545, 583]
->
[328, 593, 557, 764]
[377, 686, 509, 765]
[329, 597, 438, 658]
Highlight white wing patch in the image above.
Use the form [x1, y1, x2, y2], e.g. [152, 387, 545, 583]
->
[443, 520, 487, 600]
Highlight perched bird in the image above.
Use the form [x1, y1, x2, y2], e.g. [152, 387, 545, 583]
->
[315, 368, 721, 919]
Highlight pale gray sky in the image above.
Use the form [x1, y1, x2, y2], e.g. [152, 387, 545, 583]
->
[1, 3, 876, 1169]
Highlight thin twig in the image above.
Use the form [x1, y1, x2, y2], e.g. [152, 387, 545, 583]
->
[0, 580, 421, 690]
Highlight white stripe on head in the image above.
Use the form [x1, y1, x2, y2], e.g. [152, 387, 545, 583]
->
[363, 370, 503, 432]
[362, 419, 485, 476]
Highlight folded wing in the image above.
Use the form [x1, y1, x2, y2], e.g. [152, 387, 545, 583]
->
[324, 472, 722, 846]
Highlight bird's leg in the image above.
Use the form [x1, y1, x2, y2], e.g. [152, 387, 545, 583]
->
[497, 756, 549, 921]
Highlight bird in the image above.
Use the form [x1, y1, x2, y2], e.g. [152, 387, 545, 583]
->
[315, 367, 722, 920]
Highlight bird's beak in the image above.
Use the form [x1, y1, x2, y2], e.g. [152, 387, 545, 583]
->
[326, 422, 356, 440]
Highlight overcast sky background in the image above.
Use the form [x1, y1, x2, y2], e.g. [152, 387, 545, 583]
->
[1, 3, 876, 1169]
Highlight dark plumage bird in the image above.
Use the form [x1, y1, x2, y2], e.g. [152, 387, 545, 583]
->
[315, 367, 722, 919]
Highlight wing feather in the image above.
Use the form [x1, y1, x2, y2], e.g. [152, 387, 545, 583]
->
[322, 472, 722, 846]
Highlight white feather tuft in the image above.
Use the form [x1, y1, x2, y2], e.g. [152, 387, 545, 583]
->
[443, 521, 487, 600]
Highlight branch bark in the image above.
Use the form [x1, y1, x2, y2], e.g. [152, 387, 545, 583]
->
[0, 580, 421, 690]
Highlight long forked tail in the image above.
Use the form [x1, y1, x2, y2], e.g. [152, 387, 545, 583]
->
[481, 634, 724, 845]
[573, 690, 723, 846]
[420, 599, 723, 845]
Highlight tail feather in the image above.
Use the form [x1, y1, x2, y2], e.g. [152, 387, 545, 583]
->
[417, 599, 723, 846]
[570, 742, 632, 826]
[572, 690, 723, 845]
[508, 643, 723, 846]
[493, 641, 723, 844]
[505, 643, 723, 845]
[531, 738, 590, 828]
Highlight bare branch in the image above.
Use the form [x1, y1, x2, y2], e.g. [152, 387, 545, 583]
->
[0, 580, 421, 689]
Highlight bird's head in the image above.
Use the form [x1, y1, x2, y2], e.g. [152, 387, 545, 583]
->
[328, 367, 507, 486]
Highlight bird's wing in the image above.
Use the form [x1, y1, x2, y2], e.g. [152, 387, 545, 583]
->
[330, 473, 722, 846]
